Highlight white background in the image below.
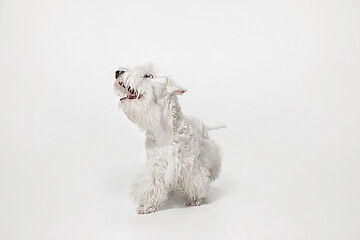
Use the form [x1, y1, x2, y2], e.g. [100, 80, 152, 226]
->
[1, 0, 360, 239]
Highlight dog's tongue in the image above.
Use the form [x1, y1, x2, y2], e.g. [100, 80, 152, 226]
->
[120, 94, 137, 101]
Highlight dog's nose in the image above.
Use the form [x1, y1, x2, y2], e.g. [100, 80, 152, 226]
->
[115, 70, 125, 79]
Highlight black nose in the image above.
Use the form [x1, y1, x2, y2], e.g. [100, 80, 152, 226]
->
[115, 70, 125, 79]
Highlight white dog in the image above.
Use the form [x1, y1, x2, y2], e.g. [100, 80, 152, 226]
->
[113, 64, 223, 214]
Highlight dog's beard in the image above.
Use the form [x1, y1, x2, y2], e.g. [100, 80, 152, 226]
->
[121, 100, 162, 131]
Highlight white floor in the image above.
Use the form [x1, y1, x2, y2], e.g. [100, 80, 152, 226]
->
[1, 130, 359, 240]
[1, 0, 360, 239]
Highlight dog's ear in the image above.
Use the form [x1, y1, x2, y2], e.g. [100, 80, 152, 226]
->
[165, 76, 187, 95]
[157, 73, 186, 95]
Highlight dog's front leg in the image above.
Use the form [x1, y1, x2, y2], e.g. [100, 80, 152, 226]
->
[131, 163, 169, 214]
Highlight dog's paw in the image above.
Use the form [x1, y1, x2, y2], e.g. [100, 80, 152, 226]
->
[186, 199, 203, 206]
[137, 205, 157, 214]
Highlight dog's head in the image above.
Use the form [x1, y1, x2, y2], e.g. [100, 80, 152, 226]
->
[114, 64, 186, 131]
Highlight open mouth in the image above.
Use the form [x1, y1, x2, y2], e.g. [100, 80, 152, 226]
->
[118, 80, 144, 101]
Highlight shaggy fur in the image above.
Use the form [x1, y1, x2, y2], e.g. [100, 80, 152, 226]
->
[113, 64, 223, 214]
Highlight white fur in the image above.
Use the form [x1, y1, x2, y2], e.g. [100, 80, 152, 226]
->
[114, 64, 222, 214]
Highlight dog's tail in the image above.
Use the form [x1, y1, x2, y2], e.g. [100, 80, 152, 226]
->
[206, 125, 227, 131]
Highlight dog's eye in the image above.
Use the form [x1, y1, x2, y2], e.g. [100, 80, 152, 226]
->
[143, 74, 153, 79]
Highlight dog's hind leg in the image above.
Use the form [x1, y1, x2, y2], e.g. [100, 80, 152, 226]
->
[208, 141, 222, 181]
[200, 138, 222, 181]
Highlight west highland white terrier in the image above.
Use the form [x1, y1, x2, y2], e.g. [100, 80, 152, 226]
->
[114, 64, 223, 214]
